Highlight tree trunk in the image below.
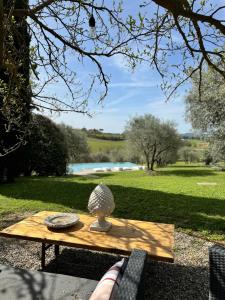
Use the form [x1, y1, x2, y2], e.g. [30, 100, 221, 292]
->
[144, 152, 150, 170]
[150, 159, 155, 171]
[147, 159, 150, 170]
[150, 143, 157, 171]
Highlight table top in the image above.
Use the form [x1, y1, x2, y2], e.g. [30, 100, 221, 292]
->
[0, 211, 174, 262]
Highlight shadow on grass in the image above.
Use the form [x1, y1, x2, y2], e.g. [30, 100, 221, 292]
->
[159, 168, 217, 177]
[167, 165, 203, 168]
[66, 173, 116, 179]
[0, 176, 225, 238]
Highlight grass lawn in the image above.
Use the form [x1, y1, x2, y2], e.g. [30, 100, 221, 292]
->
[0, 164, 225, 241]
[87, 137, 125, 152]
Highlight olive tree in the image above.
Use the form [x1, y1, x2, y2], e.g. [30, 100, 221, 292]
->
[185, 67, 225, 162]
[126, 114, 180, 171]
[178, 147, 201, 163]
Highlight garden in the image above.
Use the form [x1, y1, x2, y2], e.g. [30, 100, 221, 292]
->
[1, 0, 225, 299]
[1, 164, 225, 241]
[0, 163, 223, 299]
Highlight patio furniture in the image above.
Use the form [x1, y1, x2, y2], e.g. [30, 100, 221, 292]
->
[0, 249, 147, 300]
[0, 211, 174, 269]
[209, 245, 225, 300]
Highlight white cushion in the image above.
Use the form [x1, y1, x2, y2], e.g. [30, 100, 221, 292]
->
[89, 259, 124, 300]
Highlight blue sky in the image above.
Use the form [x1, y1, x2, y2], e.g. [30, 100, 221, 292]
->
[48, 55, 191, 134]
[39, 1, 194, 134]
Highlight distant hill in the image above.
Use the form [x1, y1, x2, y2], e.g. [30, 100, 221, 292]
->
[86, 131, 208, 154]
[81, 128, 125, 141]
[83, 128, 202, 141]
[181, 133, 201, 139]
[81, 128, 208, 153]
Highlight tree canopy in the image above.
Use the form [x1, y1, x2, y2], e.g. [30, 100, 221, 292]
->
[1, 0, 225, 164]
[186, 68, 225, 137]
[23, 114, 68, 176]
[126, 114, 180, 170]
[185, 67, 225, 163]
[1, 0, 225, 112]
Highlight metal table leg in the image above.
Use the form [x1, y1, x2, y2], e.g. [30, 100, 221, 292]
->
[41, 243, 60, 269]
[55, 244, 60, 257]
[41, 243, 46, 269]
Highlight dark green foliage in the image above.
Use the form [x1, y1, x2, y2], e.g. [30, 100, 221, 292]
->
[23, 115, 68, 176]
[58, 124, 89, 163]
[186, 68, 225, 163]
[0, 0, 31, 183]
[204, 150, 213, 166]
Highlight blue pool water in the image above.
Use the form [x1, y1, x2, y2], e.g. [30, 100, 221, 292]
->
[69, 162, 137, 173]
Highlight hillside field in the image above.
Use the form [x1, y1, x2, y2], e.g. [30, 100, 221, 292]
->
[87, 137, 209, 154]
[87, 137, 125, 152]
[187, 139, 209, 150]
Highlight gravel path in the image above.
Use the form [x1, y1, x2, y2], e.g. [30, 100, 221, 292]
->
[0, 215, 214, 300]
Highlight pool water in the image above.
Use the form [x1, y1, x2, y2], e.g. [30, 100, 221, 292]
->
[69, 162, 138, 173]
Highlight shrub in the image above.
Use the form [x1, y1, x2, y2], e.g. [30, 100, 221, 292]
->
[58, 124, 89, 163]
[23, 115, 68, 176]
[178, 147, 201, 163]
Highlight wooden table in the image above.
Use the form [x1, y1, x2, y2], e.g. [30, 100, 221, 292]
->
[0, 211, 174, 268]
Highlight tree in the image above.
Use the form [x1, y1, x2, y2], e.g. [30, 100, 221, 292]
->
[185, 67, 225, 162]
[1, 1, 224, 105]
[0, 0, 31, 182]
[1, 1, 225, 158]
[178, 147, 200, 163]
[156, 147, 178, 167]
[208, 141, 225, 164]
[186, 68, 225, 136]
[23, 115, 68, 176]
[58, 124, 89, 163]
[126, 115, 180, 171]
[203, 150, 213, 166]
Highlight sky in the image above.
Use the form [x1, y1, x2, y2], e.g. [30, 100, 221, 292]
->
[50, 58, 191, 134]
[38, 1, 194, 134]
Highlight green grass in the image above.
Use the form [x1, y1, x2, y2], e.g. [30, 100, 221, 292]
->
[1, 164, 225, 241]
[87, 137, 125, 152]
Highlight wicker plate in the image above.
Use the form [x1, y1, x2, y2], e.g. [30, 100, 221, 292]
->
[44, 213, 79, 229]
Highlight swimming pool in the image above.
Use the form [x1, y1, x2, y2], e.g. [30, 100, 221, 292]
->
[69, 162, 138, 173]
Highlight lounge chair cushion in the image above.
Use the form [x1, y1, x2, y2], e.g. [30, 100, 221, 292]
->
[89, 259, 124, 300]
[0, 264, 97, 300]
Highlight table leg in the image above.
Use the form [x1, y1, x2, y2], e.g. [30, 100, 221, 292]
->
[55, 245, 60, 257]
[41, 243, 60, 269]
[41, 243, 46, 269]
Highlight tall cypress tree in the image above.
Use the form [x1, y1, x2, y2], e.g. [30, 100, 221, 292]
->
[0, 0, 31, 182]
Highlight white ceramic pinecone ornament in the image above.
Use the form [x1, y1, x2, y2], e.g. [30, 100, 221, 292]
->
[88, 184, 115, 232]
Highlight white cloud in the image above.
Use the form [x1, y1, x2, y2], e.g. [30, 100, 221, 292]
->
[111, 54, 131, 73]
[109, 81, 157, 88]
[106, 90, 139, 108]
